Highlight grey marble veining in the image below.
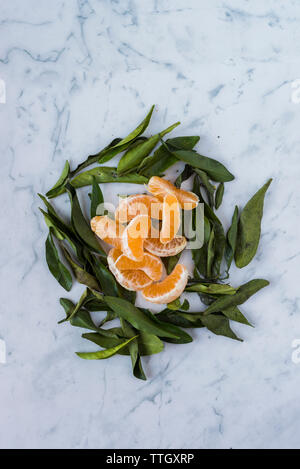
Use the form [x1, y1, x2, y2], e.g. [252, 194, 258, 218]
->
[0, 0, 300, 449]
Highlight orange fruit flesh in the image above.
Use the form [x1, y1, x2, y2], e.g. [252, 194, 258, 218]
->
[107, 248, 152, 291]
[148, 176, 199, 209]
[116, 194, 162, 223]
[121, 214, 150, 261]
[115, 252, 163, 281]
[144, 236, 187, 257]
[142, 264, 189, 304]
[160, 193, 181, 244]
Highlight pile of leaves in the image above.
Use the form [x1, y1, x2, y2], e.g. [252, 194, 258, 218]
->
[39, 106, 271, 380]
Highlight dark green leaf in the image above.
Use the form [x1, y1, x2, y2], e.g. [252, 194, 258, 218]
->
[221, 306, 253, 327]
[62, 289, 89, 323]
[174, 165, 193, 188]
[168, 147, 234, 182]
[200, 314, 242, 341]
[215, 182, 224, 209]
[140, 309, 193, 344]
[89, 177, 104, 218]
[46, 161, 70, 199]
[60, 298, 101, 331]
[70, 137, 122, 177]
[117, 122, 180, 173]
[104, 297, 180, 339]
[235, 179, 272, 268]
[90, 255, 119, 297]
[194, 168, 215, 207]
[166, 136, 200, 150]
[45, 231, 72, 291]
[164, 253, 180, 275]
[71, 167, 148, 190]
[225, 205, 239, 270]
[207, 228, 215, 278]
[62, 247, 100, 291]
[203, 279, 270, 315]
[66, 183, 104, 254]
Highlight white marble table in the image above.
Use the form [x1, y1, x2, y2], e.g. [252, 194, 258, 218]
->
[0, 0, 300, 449]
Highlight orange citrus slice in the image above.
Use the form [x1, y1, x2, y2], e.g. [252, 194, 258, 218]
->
[121, 214, 150, 261]
[142, 264, 189, 304]
[144, 235, 187, 257]
[116, 194, 162, 224]
[115, 252, 163, 281]
[107, 248, 152, 291]
[148, 176, 199, 209]
[160, 193, 181, 244]
[90, 215, 124, 249]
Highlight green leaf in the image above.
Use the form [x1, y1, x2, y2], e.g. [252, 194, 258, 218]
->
[156, 310, 201, 329]
[215, 182, 224, 209]
[45, 230, 72, 291]
[89, 177, 104, 218]
[225, 205, 239, 270]
[186, 283, 236, 295]
[70, 137, 122, 177]
[60, 298, 101, 331]
[76, 336, 137, 360]
[140, 309, 193, 344]
[104, 297, 180, 339]
[70, 167, 148, 190]
[46, 161, 70, 199]
[62, 289, 89, 323]
[113, 105, 155, 148]
[203, 279, 270, 315]
[90, 255, 119, 297]
[221, 306, 253, 327]
[140, 136, 198, 178]
[120, 319, 147, 380]
[164, 253, 180, 275]
[194, 168, 215, 207]
[169, 147, 234, 182]
[207, 228, 215, 278]
[235, 179, 272, 268]
[66, 183, 104, 254]
[200, 314, 242, 341]
[62, 247, 100, 291]
[117, 122, 180, 173]
[166, 136, 200, 150]
[174, 164, 194, 188]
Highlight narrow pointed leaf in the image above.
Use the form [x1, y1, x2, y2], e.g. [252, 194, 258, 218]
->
[235, 179, 272, 268]
[45, 231, 72, 291]
[76, 336, 137, 360]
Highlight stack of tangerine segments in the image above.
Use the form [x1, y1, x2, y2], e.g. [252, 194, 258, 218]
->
[90, 176, 199, 304]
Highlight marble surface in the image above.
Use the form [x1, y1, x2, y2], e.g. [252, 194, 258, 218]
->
[0, 0, 300, 449]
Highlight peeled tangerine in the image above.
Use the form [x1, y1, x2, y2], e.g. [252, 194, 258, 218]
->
[115, 252, 163, 282]
[107, 248, 152, 291]
[115, 194, 162, 224]
[142, 264, 189, 304]
[91, 215, 124, 250]
[144, 236, 187, 257]
[121, 214, 150, 262]
[148, 176, 199, 209]
[160, 193, 181, 244]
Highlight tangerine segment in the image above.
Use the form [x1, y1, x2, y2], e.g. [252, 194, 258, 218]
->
[116, 194, 162, 224]
[148, 176, 199, 209]
[115, 252, 163, 281]
[121, 215, 150, 261]
[160, 194, 181, 244]
[91, 216, 124, 249]
[142, 264, 189, 304]
[144, 236, 187, 257]
[107, 248, 152, 291]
